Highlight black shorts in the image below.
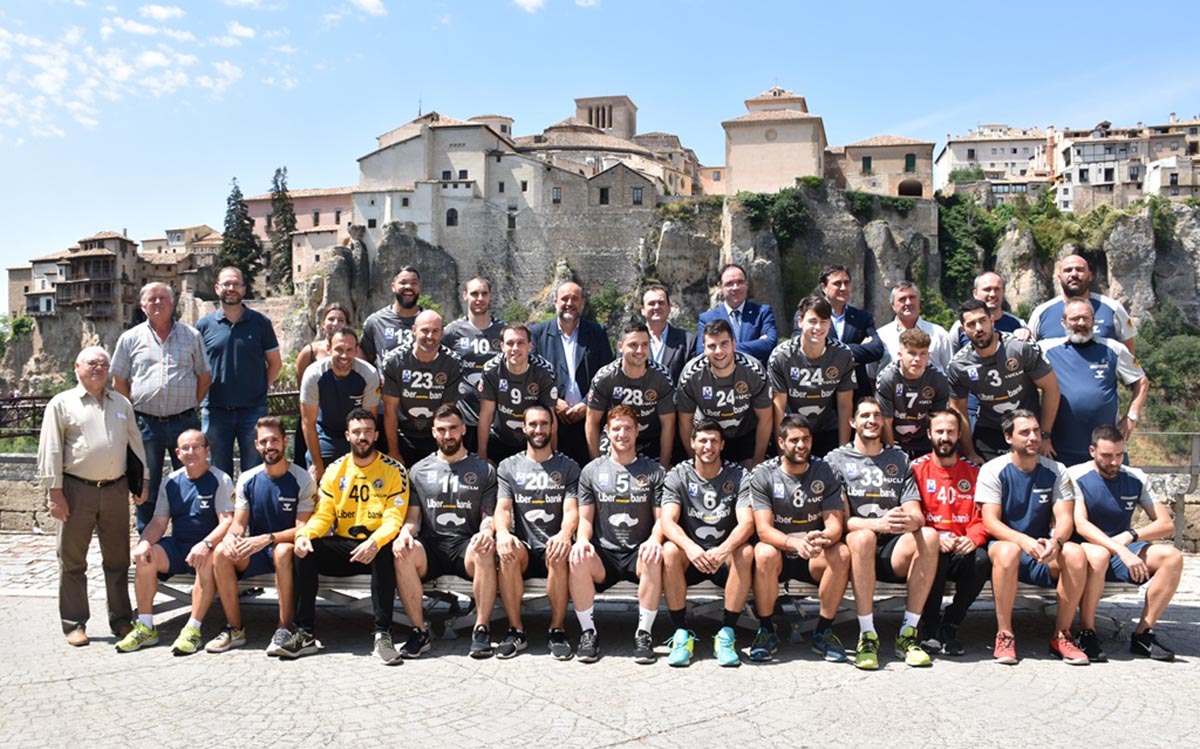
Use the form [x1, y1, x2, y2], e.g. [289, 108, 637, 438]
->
[421, 536, 472, 581]
[874, 533, 908, 584]
[972, 426, 1008, 462]
[522, 543, 549, 580]
[487, 437, 524, 466]
[684, 563, 731, 588]
[596, 546, 641, 592]
[723, 433, 756, 463]
[781, 554, 818, 585]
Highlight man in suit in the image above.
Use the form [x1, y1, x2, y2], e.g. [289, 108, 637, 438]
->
[820, 264, 884, 399]
[641, 285, 695, 385]
[696, 264, 777, 364]
[532, 281, 615, 466]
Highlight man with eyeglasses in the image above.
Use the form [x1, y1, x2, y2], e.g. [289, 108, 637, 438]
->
[696, 264, 777, 365]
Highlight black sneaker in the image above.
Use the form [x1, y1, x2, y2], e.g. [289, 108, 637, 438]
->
[469, 625, 493, 659]
[548, 628, 573, 661]
[577, 628, 600, 663]
[1076, 628, 1108, 663]
[276, 628, 318, 659]
[496, 628, 527, 659]
[633, 629, 656, 664]
[1130, 629, 1175, 662]
[401, 626, 432, 659]
[265, 626, 292, 657]
[938, 623, 964, 656]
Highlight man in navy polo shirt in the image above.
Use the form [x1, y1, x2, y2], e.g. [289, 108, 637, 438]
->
[116, 429, 235, 655]
[299, 326, 381, 483]
[196, 266, 282, 476]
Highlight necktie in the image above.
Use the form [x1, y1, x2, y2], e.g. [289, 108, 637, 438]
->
[730, 309, 740, 341]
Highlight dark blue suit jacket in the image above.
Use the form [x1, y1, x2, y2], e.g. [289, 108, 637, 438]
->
[655, 324, 696, 385]
[695, 300, 777, 363]
[531, 318, 614, 400]
[831, 304, 884, 396]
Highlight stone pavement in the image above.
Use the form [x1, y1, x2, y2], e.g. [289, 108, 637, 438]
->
[1, 530, 1199, 748]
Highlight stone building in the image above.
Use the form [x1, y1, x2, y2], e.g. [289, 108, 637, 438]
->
[721, 87, 828, 195]
[933, 124, 1048, 192]
[6, 266, 31, 321]
[50, 231, 139, 322]
[829, 135, 935, 197]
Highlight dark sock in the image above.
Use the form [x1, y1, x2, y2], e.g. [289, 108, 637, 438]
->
[722, 609, 740, 628]
[669, 608, 687, 630]
[758, 614, 775, 631]
[816, 616, 834, 633]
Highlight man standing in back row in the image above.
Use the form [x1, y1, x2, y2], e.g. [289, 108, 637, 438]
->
[696, 263, 777, 364]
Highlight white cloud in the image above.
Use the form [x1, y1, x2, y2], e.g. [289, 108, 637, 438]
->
[227, 21, 256, 38]
[208, 35, 240, 47]
[111, 17, 158, 35]
[513, 0, 545, 12]
[163, 28, 196, 42]
[136, 49, 170, 68]
[196, 60, 242, 94]
[138, 5, 185, 21]
[576, 0, 599, 5]
[349, 0, 387, 15]
[270, 44, 296, 54]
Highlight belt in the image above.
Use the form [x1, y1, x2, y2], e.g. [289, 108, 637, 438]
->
[135, 408, 196, 422]
[64, 474, 125, 489]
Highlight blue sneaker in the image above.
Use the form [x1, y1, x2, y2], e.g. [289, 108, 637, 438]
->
[667, 628, 696, 667]
[749, 626, 780, 662]
[811, 627, 847, 662]
[713, 626, 740, 667]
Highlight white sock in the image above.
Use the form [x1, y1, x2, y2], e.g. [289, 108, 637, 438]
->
[576, 606, 595, 632]
[857, 613, 876, 635]
[138, 614, 154, 628]
[637, 606, 657, 634]
[902, 611, 921, 630]
[187, 617, 203, 631]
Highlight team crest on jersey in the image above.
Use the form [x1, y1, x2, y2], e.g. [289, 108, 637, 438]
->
[773, 482, 785, 499]
[702, 386, 713, 399]
[425, 471, 438, 482]
[957, 479, 972, 492]
[373, 478, 384, 490]
[735, 381, 749, 395]
[435, 372, 448, 385]
[338, 477, 348, 490]
[926, 479, 937, 494]
[464, 473, 478, 485]
[843, 463, 859, 478]
[722, 480, 735, 494]
[1005, 357, 1020, 372]
[921, 386, 935, 399]
[385, 327, 396, 340]
[825, 367, 839, 380]
[528, 383, 540, 396]
[810, 480, 825, 495]
[198, 495, 212, 510]
[645, 389, 657, 402]
[635, 473, 650, 487]
[514, 473, 527, 486]
[549, 471, 562, 484]
[457, 339, 470, 350]
[499, 379, 509, 392]
[967, 366, 980, 381]
[281, 500, 295, 512]
[884, 463, 899, 477]
[402, 370, 412, 382]
[895, 383, 905, 397]
[791, 367, 801, 381]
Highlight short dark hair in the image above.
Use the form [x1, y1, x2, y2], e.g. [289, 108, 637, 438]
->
[796, 295, 832, 321]
[927, 409, 962, 434]
[465, 276, 492, 292]
[1001, 408, 1039, 437]
[346, 408, 377, 429]
[1091, 423, 1124, 446]
[703, 318, 734, 340]
[255, 416, 285, 439]
[854, 396, 881, 417]
[524, 403, 553, 422]
[819, 264, 851, 286]
[643, 284, 671, 304]
[958, 298, 989, 321]
[778, 414, 813, 440]
[719, 263, 747, 281]
[395, 266, 421, 280]
[692, 418, 725, 439]
[622, 321, 650, 338]
[329, 326, 359, 344]
[501, 323, 532, 343]
[433, 404, 464, 423]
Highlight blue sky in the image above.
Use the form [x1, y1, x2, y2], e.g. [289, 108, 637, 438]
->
[2, 0, 1199, 314]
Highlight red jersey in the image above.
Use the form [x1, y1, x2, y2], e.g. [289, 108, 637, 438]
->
[910, 454, 987, 547]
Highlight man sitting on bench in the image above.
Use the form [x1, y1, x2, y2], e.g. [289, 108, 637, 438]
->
[494, 405, 581, 660]
[208, 417, 315, 655]
[394, 405, 498, 659]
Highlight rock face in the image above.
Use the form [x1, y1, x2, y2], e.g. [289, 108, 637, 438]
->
[994, 221, 1053, 316]
[1103, 209, 1157, 324]
[1155, 204, 1200, 325]
[0, 308, 120, 394]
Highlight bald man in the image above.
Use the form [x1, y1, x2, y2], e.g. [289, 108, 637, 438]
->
[949, 272, 1028, 353]
[380, 310, 463, 467]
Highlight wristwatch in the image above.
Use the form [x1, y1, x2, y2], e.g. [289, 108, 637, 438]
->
[203, 540, 214, 550]
[1040, 431, 1052, 439]
[1129, 528, 1140, 542]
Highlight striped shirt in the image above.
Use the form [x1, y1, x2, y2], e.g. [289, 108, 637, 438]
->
[111, 320, 209, 417]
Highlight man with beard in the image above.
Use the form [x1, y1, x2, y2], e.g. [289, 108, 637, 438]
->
[1070, 425, 1183, 662]
[196, 266, 282, 476]
[282, 409, 410, 664]
[444, 277, 506, 452]
[380, 310, 462, 467]
[208, 417, 315, 655]
[978, 410, 1089, 666]
[1028, 254, 1136, 353]
[676, 319, 772, 468]
[768, 296, 855, 458]
[947, 299, 1060, 465]
[660, 420, 754, 667]
[747, 415, 851, 664]
[949, 272, 1029, 352]
[361, 265, 424, 367]
[478, 324, 559, 464]
[910, 410, 989, 656]
[827, 398, 937, 670]
[532, 281, 614, 466]
[394, 405, 498, 659]
[641, 285, 695, 385]
[299, 327, 381, 483]
[585, 322, 676, 467]
[570, 406, 666, 664]
[876, 328, 951, 460]
[494, 405, 581, 659]
[1040, 299, 1149, 468]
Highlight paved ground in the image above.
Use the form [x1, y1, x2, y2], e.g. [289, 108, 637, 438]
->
[1, 531, 1198, 748]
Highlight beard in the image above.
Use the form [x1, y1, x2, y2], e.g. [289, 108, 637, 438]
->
[781, 449, 809, 467]
[970, 331, 995, 350]
[351, 440, 375, 459]
[396, 291, 418, 310]
[438, 437, 463, 456]
[260, 449, 283, 466]
[933, 439, 958, 458]
[1068, 331, 1093, 344]
[527, 432, 551, 450]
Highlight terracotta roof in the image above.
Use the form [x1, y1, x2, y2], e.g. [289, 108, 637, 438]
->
[79, 230, 132, 242]
[59, 248, 116, 259]
[723, 109, 820, 125]
[29, 249, 76, 262]
[138, 253, 186, 265]
[549, 117, 596, 130]
[845, 134, 934, 147]
[825, 146, 846, 155]
[246, 186, 356, 201]
[469, 114, 512, 120]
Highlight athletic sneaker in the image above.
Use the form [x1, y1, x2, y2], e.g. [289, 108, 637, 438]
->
[895, 625, 932, 667]
[374, 631, 402, 665]
[1130, 629, 1175, 662]
[1075, 628, 1108, 663]
[1049, 631, 1090, 665]
[993, 630, 1018, 665]
[937, 623, 964, 656]
[401, 626, 432, 659]
[577, 628, 600, 663]
[496, 628, 528, 659]
[115, 621, 158, 653]
[667, 628, 695, 667]
[171, 625, 203, 656]
[749, 626, 779, 662]
[205, 626, 246, 654]
[276, 628, 319, 659]
[811, 627, 847, 663]
[548, 628, 574, 661]
[854, 631, 880, 671]
[469, 625, 493, 659]
[633, 629, 656, 664]
[265, 627, 291, 657]
[714, 626, 740, 667]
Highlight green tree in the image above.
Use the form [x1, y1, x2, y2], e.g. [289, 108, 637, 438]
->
[217, 177, 264, 295]
[267, 167, 297, 294]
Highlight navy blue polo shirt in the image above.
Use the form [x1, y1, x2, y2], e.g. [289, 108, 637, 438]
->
[196, 305, 280, 409]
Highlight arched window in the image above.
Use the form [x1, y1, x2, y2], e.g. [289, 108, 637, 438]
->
[446, 208, 458, 227]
